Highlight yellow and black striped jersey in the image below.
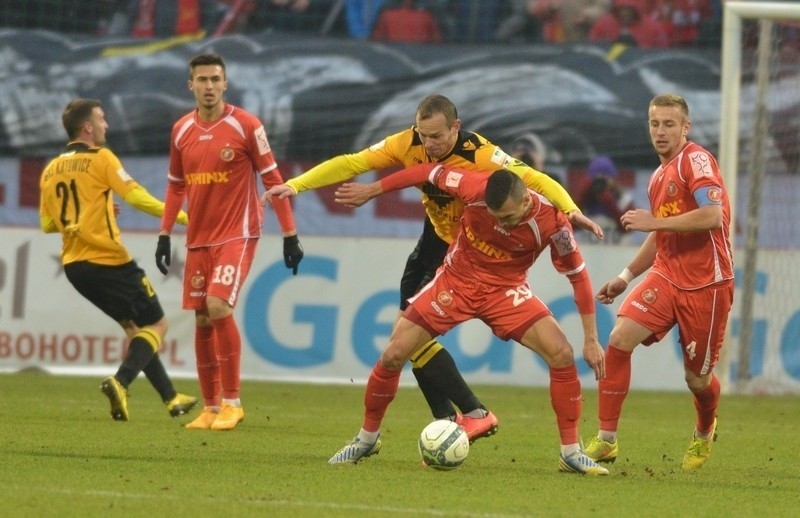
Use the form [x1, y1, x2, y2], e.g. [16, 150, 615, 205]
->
[39, 142, 138, 265]
[287, 127, 578, 243]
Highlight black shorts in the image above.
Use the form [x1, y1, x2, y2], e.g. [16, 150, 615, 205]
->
[399, 216, 450, 310]
[64, 260, 165, 327]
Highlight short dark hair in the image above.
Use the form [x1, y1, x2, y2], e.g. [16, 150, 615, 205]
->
[189, 53, 226, 79]
[416, 94, 458, 126]
[62, 98, 101, 140]
[485, 169, 525, 210]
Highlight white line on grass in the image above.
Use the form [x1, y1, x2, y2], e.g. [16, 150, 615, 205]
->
[4, 485, 528, 518]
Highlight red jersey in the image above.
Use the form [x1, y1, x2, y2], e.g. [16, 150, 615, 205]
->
[647, 141, 733, 289]
[386, 164, 587, 288]
[588, 0, 670, 48]
[372, 7, 443, 43]
[166, 103, 284, 248]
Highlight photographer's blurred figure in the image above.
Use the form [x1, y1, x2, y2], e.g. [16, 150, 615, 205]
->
[510, 133, 564, 185]
[575, 155, 634, 244]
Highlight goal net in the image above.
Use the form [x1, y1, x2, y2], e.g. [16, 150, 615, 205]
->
[720, 1, 800, 395]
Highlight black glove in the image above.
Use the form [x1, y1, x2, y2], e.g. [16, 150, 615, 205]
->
[155, 235, 171, 275]
[283, 235, 304, 275]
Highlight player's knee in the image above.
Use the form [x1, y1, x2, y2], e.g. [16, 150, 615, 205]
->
[548, 344, 575, 368]
[685, 371, 710, 393]
[206, 296, 232, 320]
[380, 353, 406, 371]
[607, 326, 637, 353]
[380, 342, 411, 371]
[195, 312, 212, 327]
[149, 318, 168, 339]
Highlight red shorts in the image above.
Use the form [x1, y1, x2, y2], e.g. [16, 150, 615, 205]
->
[404, 268, 551, 342]
[619, 273, 734, 375]
[182, 238, 258, 310]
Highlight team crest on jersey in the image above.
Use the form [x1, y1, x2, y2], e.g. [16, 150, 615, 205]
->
[666, 181, 678, 197]
[707, 187, 722, 202]
[191, 273, 205, 289]
[437, 290, 453, 306]
[220, 147, 235, 162]
[689, 151, 713, 178]
[642, 288, 657, 304]
[550, 227, 577, 256]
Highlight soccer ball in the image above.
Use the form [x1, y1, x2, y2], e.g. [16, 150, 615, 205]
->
[418, 419, 469, 470]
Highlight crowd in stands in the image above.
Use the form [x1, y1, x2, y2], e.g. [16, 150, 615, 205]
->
[2, 0, 730, 47]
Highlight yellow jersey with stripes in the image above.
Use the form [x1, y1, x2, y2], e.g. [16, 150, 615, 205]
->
[287, 127, 577, 243]
[40, 142, 137, 265]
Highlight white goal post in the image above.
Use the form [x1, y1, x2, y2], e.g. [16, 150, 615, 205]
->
[720, 1, 800, 394]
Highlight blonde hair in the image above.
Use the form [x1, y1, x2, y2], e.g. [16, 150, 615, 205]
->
[649, 94, 690, 120]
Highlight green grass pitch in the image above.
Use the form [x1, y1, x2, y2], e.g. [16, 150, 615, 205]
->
[0, 371, 797, 517]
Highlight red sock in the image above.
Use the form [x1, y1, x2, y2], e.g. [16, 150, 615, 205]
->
[212, 314, 242, 400]
[195, 324, 220, 407]
[549, 364, 581, 445]
[598, 346, 632, 432]
[693, 373, 720, 434]
[363, 362, 401, 432]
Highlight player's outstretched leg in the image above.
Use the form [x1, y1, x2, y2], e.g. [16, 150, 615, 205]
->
[413, 341, 500, 443]
[455, 411, 499, 443]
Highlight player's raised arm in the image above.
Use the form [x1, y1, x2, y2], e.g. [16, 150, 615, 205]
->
[511, 159, 604, 239]
[333, 163, 439, 208]
[124, 185, 188, 225]
[334, 181, 383, 207]
[567, 211, 604, 240]
[285, 153, 373, 193]
[509, 160, 576, 212]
